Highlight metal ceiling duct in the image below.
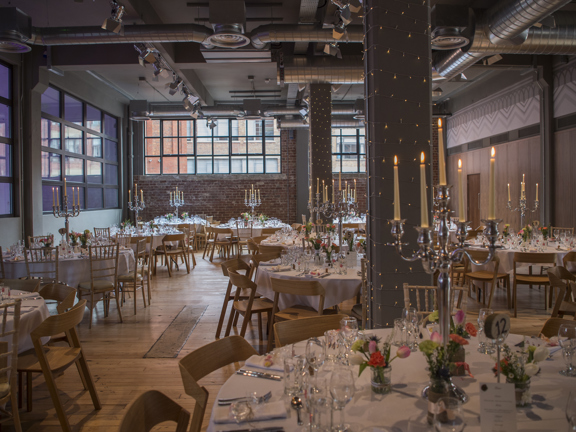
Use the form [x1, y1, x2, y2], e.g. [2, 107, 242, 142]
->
[198, 105, 245, 117]
[278, 57, 364, 85]
[250, 25, 364, 50]
[147, 104, 358, 118]
[204, 0, 250, 49]
[434, 0, 572, 80]
[262, 107, 303, 116]
[278, 118, 365, 129]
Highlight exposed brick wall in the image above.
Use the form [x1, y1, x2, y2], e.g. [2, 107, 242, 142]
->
[134, 130, 297, 224]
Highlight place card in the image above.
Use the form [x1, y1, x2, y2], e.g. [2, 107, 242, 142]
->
[479, 382, 517, 432]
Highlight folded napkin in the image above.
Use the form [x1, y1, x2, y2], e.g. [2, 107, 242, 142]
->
[213, 401, 287, 424]
[244, 354, 284, 372]
[270, 266, 292, 273]
[259, 260, 281, 267]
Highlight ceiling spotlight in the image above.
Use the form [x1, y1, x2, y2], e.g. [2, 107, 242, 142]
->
[134, 44, 157, 67]
[348, 0, 362, 13]
[432, 88, 443, 97]
[339, 7, 353, 25]
[183, 93, 200, 111]
[333, 21, 346, 40]
[299, 107, 308, 117]
[207, 118, 217, 130]
[153, 62, 170, 79]
[486, 54, 503, 65]
[324, 43, 342, 59]
[102, 0, 125, 34]
[168, 77, 183, 96]
[332, 84, 342, 93]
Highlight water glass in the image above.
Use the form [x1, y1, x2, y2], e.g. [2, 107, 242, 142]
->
[330, 368, 355, 432]
[339, 317, 359, 365]
[307, 378, 330, 431]
[306, 337, 326, 377]
[477, 308, 495, 354]
[284, 357, 303, 396]
[393, 318, 406, 347]
[324, 330, 341, 364]
[559, 324, 576, 377]
[567, 391, 576, 431]
[434, 397, 465, 432]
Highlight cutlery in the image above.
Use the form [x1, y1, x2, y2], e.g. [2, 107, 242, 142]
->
[237, 369, 282, 381]
[291, 396, 303, 425]
[216, 428, 284, 432]
[218, 391, 272, 405]
[316, 273, 330, 278]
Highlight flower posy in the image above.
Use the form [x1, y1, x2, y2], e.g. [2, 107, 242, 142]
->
[351, 334, 410, 377]
[494, 343, 549, 382]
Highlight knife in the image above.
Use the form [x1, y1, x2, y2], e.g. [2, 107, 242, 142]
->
[216, 428, 284, 432]
[237, 369, 282, 381]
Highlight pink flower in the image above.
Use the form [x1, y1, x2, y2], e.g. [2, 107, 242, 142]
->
[396, 345, 411, 359]
[449, 334, 469, 345]
[368, 340, 377, 354]
[430, 331, 442, 343]
[454, 310, 465, 325]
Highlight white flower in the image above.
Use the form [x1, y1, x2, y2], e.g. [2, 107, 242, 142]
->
[349, 354, 364, 365]
[532, 346, 549, 363]
[525, 363, 539, 377]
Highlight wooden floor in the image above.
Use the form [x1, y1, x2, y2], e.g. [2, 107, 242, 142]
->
[13, 253, 553, 431]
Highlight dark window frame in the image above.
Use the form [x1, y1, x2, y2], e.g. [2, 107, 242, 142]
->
[331, 127, 366, 173]
[0, 59, 14, 217]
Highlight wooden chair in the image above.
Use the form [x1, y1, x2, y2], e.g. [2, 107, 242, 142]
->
[258, 244, 284, 255]
[512, 252, 557, 317]
[261, 227, 281, 236]
[224, 269, 273, 341]
[563, 251, 576, 275]
[118, 239, 147, 315]
[274, 314, 348, 347]
[403, 283, 467, 322]
[178, 224, 197, 268]
[216, 258, 251, 339]
[130, 236, 153, 304]
[17, 300, 100, 432]
[267, 278, 337, 352]
[539, 317, 576, 338]
[464, 250, 511, 309]
[547, 267, 576, 319]
[178, 336, 257, 432]
[247, 239, 260, 255]
[342, 223, 360, 233]
[77, 244, 122, 329]
[291, 223, 303, 232]
[93, 227, 111, 239]
[119, 390, 190, 432]
[203, 227, 237, 262]
[247, 252, 282, 281]
[154, 233, 190, 277]
[38, 283, 76, 315]
[251, 236, 268, 244]
[0, 298, 23, 432]
[349, 258, 367, 325]
[24, 246, 59, 289]
[236, 220, 253, 256]
[115, 233, 132, 248]
[0, 279, 40, 292]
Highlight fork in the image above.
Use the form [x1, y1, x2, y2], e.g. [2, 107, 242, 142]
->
[218, 391, 272, 406]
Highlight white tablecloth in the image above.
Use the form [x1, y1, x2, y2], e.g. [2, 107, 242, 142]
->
[2, 249, 135, 289]
[470, 246, 571, 274]
[255, 266, 361, 310]
[207, 329, 571, 432]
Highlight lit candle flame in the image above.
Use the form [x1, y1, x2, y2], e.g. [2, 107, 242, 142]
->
[491, 146, 495, 158]
[420, 152, 425, 163]
[438, 118, 442, 128]
[394, 155, 398, 165]
[458, 159, 462, 169]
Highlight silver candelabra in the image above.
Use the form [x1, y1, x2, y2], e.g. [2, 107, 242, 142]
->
[507, 197, 539, 228]
[388, 184, 501, 402]
[169, 193, 184, 219]
[307, 192, 324, 226]
[320, 190, 358, 249]
[52, 189, 81, 243]
[128, 194, 145, 228]
[245, 190, 261, 218]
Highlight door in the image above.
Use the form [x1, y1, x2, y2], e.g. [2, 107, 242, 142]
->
[467, 174, 481, 229]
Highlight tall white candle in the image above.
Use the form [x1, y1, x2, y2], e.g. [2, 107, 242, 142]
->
[437, 119, 446, 185]
[308, 186, 311, 203]
[56, 187, 59, 206]
[488, 147, 496, 219]
[458, 159, 465, 222]
[141, 190, 144, 202]
[535, 183, 539, 202]
[507, 184, 510, 202]
[77, 187, 80, 206]
[332, 180, 335, 203]
[521, 174, 525, 198]
[354, 179, 357, 202]
[73, 187, 76, 207]
[316, 179, 319, 194]
[52, 187, 55, 207]
[420, 152, 429, 227]
[245, 189, 247, 201]
[64, 177, 67, 198]
[258, 189, 260, 201]
[394, 156, 401, 220]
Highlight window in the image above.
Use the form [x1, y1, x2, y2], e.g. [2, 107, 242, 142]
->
[40, 86, 120, 212]
[144, 118, 281, 175]
[0, 61, 13, 216]
[332, 127, 366, 173]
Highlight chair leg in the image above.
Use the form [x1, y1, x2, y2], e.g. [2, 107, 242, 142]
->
[166, 255, 173, 277]
[89, 291, 94, 329]
[513, 280, 518, 318]
[115, 285, 123, 323]
[216, 298, 230, 339]
[134, 282, 137, 315]
[10, 387, 22, 432]
[17, 372, 22, 409]
[224, 307, 236, 337]
[26, 372, 32, 412]
[141, 281, 147, 309]
[257, 313, 263, 341]
[506, 276, 511, 309]
[76, 353, 102, 410]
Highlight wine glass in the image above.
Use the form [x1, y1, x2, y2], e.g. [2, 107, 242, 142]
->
[477, 308, 494, 354]
[558, 324, 576, 377]
[306, 337, 326, 378]
[339, 317, 358, 365]
[402, 307, 420, 350]
[434, 397, 465, 432]
[567, 391, 576, 430]
[330, 368, 355, 432]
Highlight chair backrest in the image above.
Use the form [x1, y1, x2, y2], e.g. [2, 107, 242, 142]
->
[247, 252, 282, 279]
[178, 224, 196, 248]
[119, 390, 190, 432]
[0, 298, 21, 396]
[38, 283, 77, 314]
[0, 247, 4, 279]
[30, 299, 86, 341]
[513, 252, 557, 274]
[261, 227, 281, 236]
[178, 336, 258, 432]
[93, 227, 111, 239]
[247, 239, 259, 254]
[236, 220, 253, 240]
[540, 317, 576, 338]
[220, 258, 250, 277]
[27, 235, 51, 248]
[403, 283, 466, 319]
[115, 233, 132, 248]
[162, 233, 186, 250]
[342, 223, 360, 231]
[274, 314, 348, 347]
[0, 278, 40, 292]
[251, 236, 267, 244]
[25, 246, 59, 284]
[87, 244, 120, 286]
[291, 223, 302, 232]
[270, 277, 326, 314]
[563, 251, 576, 268]
[258, 245, 284, 254]
[548, 267, 576, 318]
[130, 235, 152, 245]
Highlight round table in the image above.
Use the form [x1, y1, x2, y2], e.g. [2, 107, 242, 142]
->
[469, 246, 572, 274]
[2, 249, 135, 289]
[208, 329, 571, 432]
[255, 265, 361, 310]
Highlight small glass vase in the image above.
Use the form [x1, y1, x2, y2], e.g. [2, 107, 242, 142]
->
[314, 252, 321, 266]
[370, 366, 392, 394]
[507, 378, 531, 407]
[449, 346, 466, 376]
[427, 377, 450, 425]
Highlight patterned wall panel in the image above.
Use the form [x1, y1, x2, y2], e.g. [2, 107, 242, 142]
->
[554, 60, 576, 118]
[447, 78, 540, 148]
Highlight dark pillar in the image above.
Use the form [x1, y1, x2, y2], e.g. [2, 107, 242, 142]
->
[364, 0, 432, 328]
[308, 84, 332, 223]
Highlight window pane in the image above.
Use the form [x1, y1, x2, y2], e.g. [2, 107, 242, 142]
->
[162, 157, 178, 174]
[231, 156, 246, 173]
[145, 157, 160, 174]
[231, 120, 239, 137]
[0, 64, 9, 100]
[64, 126, 83, 154]
[41, 87, 60, 117]
[342, 155, 357, 172]
[179, 120, 193, 137]
[214, 141, 229, 156]
[247, 120, 260, 136]
[105, 164, 118, 185]
[331, 136, 339, 154]
[248, 156, 263, 173]
[105, 114, 118, 138]
[163, 120, 178, 136]
[196, 157, 213, 174]
[41, 119, 61, 149]
[87, 161, 102, 184]
[0, 103, 10, 138]
[87, 134, 102, 157]
[163, 138, 177, 155]
[184, 157, 195, 174]
[196, 121, 211, 136]
[214, 157, 229, 174]
[0, 183, 10, 215]
[359, 154, 366, 173]
[248, 140, 262, 154]
[105, 139, 118, 161]
[196, 138, 212, 156]
[65, 156, 84, 182]
[41, 152, 60, 180]
[0, 143, 10, 176]
[214, 121, 229, 137]
[265, 156, 280, 173]
[105, 188, 119, 208]
[359, 127, 365, 136]
[341, 128, 356, 136]
[42, 185, 57, 212]
[179, 138, 194, 154]
[86, 105, 102, 132]
[145, 138, 160, 156]
[231, 137, 246, 154]
[64, 94, 83, 125]
[332, 155, 340, 173]
[265, 139, 280, 154]
[342, 137, 357, 153]
[359, 136, 365, 154]
[86, 188, 103, 209]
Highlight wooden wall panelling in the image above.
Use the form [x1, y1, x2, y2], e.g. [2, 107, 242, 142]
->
[554, 129, 576, 228]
